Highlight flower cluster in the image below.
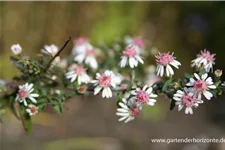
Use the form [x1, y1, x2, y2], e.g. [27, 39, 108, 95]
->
[73, 37, 98, 69]
[116, 85, 158, 123]
[171, 49, 217, 114]
[0, 37, 224, 133]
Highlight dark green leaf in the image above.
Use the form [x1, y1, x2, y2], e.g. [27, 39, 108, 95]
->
[170, 99, 176, 110]
[20, 105, 32, 134]
[8, 97, 20, 120]
[184, 73, 192, 79]
[53, 104, 63, 115]
[162, 79, 172, 92]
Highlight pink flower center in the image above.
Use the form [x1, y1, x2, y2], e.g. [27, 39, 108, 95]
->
[133, 38, 144, 48]
[181, 94, 196, 107]
[156, 53, 174, 66]
[18, 88, 28, 99]
[30, 106, 37, 113]
[123, 46, 137, 57]
[136, 90, 149, 104]
[86, 49, 95, 56]
[74, 37, 87, 45]
[200, 50, 215, 62]
[131, 107, 139, 117]
[194, 80, 208, 92]
[75, 66, 86, 75]
[99, 75, 111, 87]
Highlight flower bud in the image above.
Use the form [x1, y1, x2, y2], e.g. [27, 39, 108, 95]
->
[51, 75, 57, 80]
[11, 44, 22, 55]
[172, 82, 179, 89]
[214, 69, 222, 78]
[120, 83, 128, 90]
[77, 86, 87, 94]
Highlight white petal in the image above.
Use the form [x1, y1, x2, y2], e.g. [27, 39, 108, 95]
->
[116, 112, 129, 117]
[119, 102, 129, 109]
[160, 65, 164, 77]
[178, 105, 184, 111]
[106, 87, 112, 98]
[94, 86, 102, 95]
[203, 91, 213, 100]
[194, 73, 200, 80]
[124, 116, 134, 123]
[29, 94, 39, 97]
[117, 108, 129, 113]
[147, 101, 155, 106]
[29, 97, 37, 103]
[146, 87, 153, 94]
[135, 55, 144, 64]
[118, 116, 128, 121]
[208, 85, 216, 89]
[201, 74, 208, 80]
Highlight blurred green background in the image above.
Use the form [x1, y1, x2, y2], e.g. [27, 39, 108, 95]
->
[1, 1, 225, 150]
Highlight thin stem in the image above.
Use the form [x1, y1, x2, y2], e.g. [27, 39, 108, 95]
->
[42, 37, 71, 73]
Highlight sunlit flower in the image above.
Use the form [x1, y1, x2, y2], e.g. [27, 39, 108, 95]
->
[91, 70, 121, 98]
[57, 59, 68, 69]
[173, 89, 203, 114]
[41, 44, 58, 57]
[146, 65, 161, 86]
[15, 83, 39, 106]
[55, 90, 61, 95]
[120, 45, 144, 68]
[116, 98, 141, 123]
[26, 104, 38, 116]
[72, 37, 93, 55]
[191, 49, 215, 72]
[186, 73, 216, 100]
[11, 44, 22, 55]
[66, 65, 90, 85]
[130, 85, 157, 106]
[125, 37, 144, 50]
[74, 49, 98, 69]
[156, 52, 181, 77]
[41, 44, 60, 66]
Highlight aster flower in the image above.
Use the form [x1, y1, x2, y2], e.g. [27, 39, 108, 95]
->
[125, 37, 144, 50]
[130, 85, 158, 106]
[156, 52, 181, 77]
[191, 49, 215, 72]
[91, 70, 121, 98]
[15, 83, 39, 106]
[41, 44, 58, 57]
[72, 37, 93, 55]
[66, 65, 90, 85]
[146, 65, 161, 86]
[120, 45, 144, 68]
[186, 73, 216, 100]
[116, 98, 141, 123]
[26, 104, 38, 116]
[57, 59, 68, 69]
[11, 44, 22, 55]
[173, 89, 203, 114]
[74, 49, 98, 69]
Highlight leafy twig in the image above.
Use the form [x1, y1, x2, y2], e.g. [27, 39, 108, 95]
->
[42, 37, 71, 73]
